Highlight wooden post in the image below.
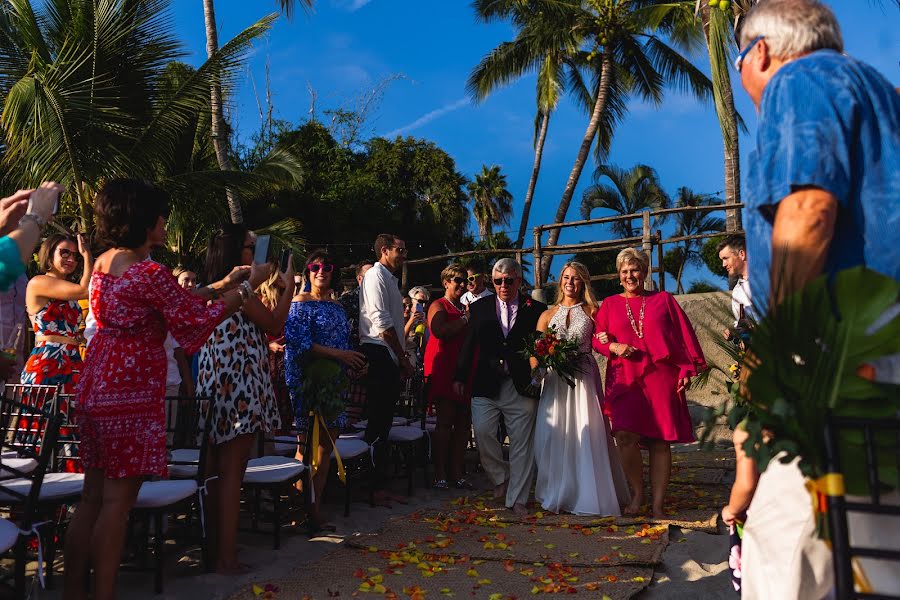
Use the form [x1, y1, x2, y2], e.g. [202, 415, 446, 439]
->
[401, 262, 408, 290]
[532, 227, 543, 290]
[642, 212, 653, 292]
[656, 229, 665, 292]
[514, 251, 523, 267]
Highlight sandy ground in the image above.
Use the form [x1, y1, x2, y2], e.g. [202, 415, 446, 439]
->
[30, 447, 733, 600]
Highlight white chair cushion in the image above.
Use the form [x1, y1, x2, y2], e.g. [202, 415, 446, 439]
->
[425, 422, 436, 433]
[0, 458, 37, 479]
[0, 472, 84, 502]
[0, 517, 18, 554]
[134, 480, 198, 509]
[243, 456, 305, 485]
[168, 448, 201, 479]
[1, 451, 18, 459]
[389, 425, 425, 442]
[334, 438, 369, 460]
[338, 431, 364, 440]
[168, 463, 199, 479]
[352, 416, 409, 430]
[170, 449, 200, 464]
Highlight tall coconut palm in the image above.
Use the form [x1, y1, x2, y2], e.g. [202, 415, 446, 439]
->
[537, 0, 714, 282]
[467, 165, 514, 242]
[0, 0, 275, 232]
[202, 0, 313, 224]
[663, 186, 725, 293]
[649, 0, 759, 233]
[580, 163, 670, 238]
[469, 0, 583, 249]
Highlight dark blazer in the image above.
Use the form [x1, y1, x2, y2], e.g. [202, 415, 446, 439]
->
[454, 293, 546, 399]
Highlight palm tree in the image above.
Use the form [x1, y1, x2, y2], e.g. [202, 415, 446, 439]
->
[537, 0, 714, 282]
[202, 0, 313, 224]
[649, 0, 759, 233]
[663, 187, 725, 293]
[580, 163, 670, 238]
[0, 0, 275, 232]
[469, 0, 584, 249]
[467, 165, 514, 243]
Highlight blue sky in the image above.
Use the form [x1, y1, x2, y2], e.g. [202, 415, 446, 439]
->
[170, 1, 898, 287]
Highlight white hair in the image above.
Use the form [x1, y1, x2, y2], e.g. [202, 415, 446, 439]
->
[492, 258, 522, 278]
[739, 0, 842, 59]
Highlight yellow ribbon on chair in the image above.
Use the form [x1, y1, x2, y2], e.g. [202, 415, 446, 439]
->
[309, 411, 346, 485]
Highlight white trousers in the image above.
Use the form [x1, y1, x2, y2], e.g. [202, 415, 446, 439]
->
[471, 378, 537, 508]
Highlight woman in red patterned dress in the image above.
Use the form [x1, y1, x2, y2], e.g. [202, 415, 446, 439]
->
[63, 179, 265, 600]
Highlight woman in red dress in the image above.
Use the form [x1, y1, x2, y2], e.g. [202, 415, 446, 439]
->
[592, 248, 706, 518]
[423, 263, 471, 489]
[64, 179, 264, 600]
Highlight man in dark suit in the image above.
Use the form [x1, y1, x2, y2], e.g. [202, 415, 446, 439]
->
[453, 258, 546, 516]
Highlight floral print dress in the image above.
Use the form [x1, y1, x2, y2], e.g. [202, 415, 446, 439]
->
[197, 312, 282, 444]
[21, 299, 84, 393]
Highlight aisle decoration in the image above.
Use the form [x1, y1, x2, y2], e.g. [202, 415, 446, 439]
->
[300, 358, 348, 484]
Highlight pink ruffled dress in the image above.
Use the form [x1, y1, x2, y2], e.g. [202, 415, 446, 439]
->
[592, 292, 706, 443]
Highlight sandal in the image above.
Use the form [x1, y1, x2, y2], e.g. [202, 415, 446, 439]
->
[454, 478, 474, 490]
[433, 479, 449, 490]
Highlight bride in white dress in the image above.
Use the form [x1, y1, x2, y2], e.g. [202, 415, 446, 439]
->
[532, 261, 630, 516]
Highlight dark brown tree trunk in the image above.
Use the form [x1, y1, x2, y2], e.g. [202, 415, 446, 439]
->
[516, 110, 550, 249]
[203, 0, 243, 224]
[540, 54, 612, 282]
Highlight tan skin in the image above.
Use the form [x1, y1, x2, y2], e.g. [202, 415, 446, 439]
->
[427, 271, 470, 486]
[594, 262, 690, 518]
[62, 215, 259, 600]
[26, 235, 93, 319]
[203, 231, 295, 575]
[293, 259, 366, 529]
[177, 270, 197, 290]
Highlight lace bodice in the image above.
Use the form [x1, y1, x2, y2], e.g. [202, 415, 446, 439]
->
[549, 304, 593, 353]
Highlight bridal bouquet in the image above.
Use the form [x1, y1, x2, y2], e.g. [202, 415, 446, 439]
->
[521, 326, 582, 388]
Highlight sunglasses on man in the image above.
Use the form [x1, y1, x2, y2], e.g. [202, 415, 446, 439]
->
[391, 246, 408, 255]
[466, 274, 484, 282]
[307, 263, 335, 274]
[734, 35, 764, 72]
[493, 277, 516, 287]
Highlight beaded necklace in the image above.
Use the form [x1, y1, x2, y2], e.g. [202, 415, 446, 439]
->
[624, 294, 646, 339]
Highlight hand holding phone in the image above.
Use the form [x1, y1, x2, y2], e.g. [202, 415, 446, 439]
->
[279, 248, 292, 273]
[253, 234, 271, 265]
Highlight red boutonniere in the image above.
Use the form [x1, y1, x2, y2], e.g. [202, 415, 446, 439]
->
[525, 299, 533, 308]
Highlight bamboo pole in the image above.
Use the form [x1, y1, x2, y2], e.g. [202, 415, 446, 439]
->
[642, 212, 653, 292]
[656, 229, 665, 292]
[401, 262, 408, 290]
[533, 227, 543, 290]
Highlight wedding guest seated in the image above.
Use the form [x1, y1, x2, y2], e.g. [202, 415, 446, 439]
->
[592, 248, 706, 518]
[423, 264, 471, 490]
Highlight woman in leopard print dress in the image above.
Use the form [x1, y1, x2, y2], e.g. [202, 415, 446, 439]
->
[197, 224, 294, 574]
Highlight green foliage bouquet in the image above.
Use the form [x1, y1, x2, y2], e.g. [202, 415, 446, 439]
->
[702, 267, 900, 538]
[300, 358, 349, 423]
[521, 326, 584, 388]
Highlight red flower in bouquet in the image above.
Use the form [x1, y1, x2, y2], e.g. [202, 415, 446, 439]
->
[521, 326, 583, 388]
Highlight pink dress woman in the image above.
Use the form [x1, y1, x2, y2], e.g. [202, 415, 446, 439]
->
[592, 291, 705, 442]
[76, 260, 226, 478]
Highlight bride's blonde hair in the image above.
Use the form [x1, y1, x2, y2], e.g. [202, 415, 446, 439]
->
[553, 261, 599, 313]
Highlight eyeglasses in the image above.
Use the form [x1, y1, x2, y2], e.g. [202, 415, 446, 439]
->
[307, 263, 335, 274]
[466, 274, 483, 282]
[57, 249, 81, 261]
[391, 246, 408, 255]
[451, 277, 467, 285]
[493, 277, 517, 287]
[734, 35, 764, 72]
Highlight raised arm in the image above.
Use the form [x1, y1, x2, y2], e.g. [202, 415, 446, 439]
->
[242, 258, 296, 336]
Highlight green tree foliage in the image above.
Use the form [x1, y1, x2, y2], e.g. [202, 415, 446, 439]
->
[572, 249, 620, 300]
[467, 165, 514, 242]
[664, 187, 725, 293]
[701, 234, 729, 279]
[687, 280, 721, 293]
[580, 163, 670, 238]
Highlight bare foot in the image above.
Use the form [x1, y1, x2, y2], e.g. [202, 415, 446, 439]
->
[651, 505, 666, 520]
[623, 497, 644, 516]
[511, 503, 529, 517]
[493, 481, 508, 501]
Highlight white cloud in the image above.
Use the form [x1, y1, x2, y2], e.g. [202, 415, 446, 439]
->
[383, 97, 470, 137]
[333, 0, 372, 11]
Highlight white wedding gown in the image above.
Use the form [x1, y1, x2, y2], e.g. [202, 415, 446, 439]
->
[534, 303, 631, 516]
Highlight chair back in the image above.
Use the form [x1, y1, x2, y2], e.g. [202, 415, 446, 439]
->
[1, 384, 60, 457]
[166, 396, 213, 486]
[825, 414, 900, 599]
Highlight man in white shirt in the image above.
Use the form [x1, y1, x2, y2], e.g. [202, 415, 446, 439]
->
[359, 233, 412, 506]
[460, 263, 493, 307]
[718, 234, 754, 338]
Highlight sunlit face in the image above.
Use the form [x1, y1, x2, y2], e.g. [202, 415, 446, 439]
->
[738, 38, 767, 109]
[52, 241, 79, 276]
[560, 267, 584, 300]
[619, 262, 645, 295]
[403, 298, 412, 319]
[381, 239, 408, 271]
[445, 272, 466, 301]
[240, 232, 256, 267]
[467, 270, 485, 294]
[718, 247, 747, 278]
[492, 271, 520, 302]
[147, 215, 167, 249]
[177, 271, 197, 290]
[307, 258, 333, 292]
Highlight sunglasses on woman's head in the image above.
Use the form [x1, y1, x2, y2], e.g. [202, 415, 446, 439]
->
[493, 277, 516, 287]
[307, 263, 334, 274]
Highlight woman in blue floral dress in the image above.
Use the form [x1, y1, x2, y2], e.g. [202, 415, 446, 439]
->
[285, 249, 367, 533]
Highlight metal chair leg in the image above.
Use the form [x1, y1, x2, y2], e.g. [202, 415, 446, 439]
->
[272, 489, 281, 550]
[154, 513, 164, 594]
